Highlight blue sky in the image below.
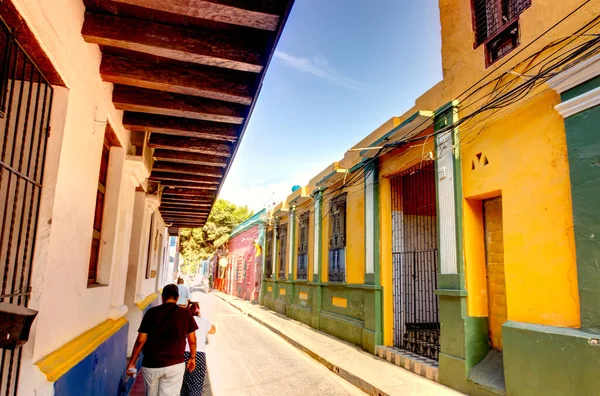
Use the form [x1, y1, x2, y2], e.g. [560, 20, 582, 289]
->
[220, 0, 443, 211]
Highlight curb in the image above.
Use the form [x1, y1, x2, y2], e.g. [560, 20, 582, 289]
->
[212, 292, 389, 396]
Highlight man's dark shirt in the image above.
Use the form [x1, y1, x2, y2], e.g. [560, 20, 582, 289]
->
[138, 302, 198, 368]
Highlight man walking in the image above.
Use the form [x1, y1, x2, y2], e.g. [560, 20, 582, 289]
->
[177, 278, 191, 308]
[127, 284, 198, 395]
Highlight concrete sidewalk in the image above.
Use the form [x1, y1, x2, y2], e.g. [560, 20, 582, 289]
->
[212, 291, 463, 396]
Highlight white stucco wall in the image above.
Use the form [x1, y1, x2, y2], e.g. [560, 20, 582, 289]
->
[5, 0, 148, 394]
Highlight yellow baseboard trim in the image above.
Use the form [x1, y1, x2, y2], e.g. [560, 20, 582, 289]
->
[36, 318, 127, 382]
[136, 292, 159, 310]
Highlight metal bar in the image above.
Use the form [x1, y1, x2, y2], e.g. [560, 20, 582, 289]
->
[17, 70, 42, 307]
[10, 57, 36, 305]
[0, 27, 54, 394]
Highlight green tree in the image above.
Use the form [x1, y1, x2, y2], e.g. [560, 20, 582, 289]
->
[178, 199, 253, 275]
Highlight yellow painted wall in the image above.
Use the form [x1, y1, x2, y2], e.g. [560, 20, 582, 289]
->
[379, 177, 393, 346]
[461, 90, 579, 328]
[432, 0, 600, 109]
[347, 182, 365, 284]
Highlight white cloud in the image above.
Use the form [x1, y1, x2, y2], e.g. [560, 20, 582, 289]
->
[274, 51, 367, 92]
[219, 164, 326, 213]
[219, 179, 298, 212]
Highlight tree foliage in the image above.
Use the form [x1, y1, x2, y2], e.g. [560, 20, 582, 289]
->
[178, 199, 253, 275]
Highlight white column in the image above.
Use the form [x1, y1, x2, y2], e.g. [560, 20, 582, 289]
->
[436, 129, 459, 275]
[108, 156, 149, 319]
[365, 169, 375, 274]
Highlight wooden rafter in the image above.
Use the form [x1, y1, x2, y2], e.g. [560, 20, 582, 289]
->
[101, 55, 255, 105]
[161, 211, 209, 217]
[148, 135, 231, 156]
[150, 172, 221, 184]
[83, 13, 265, 73]
[113, 86, 246, 124]
[112, 0, 282, 31]
[123, 112, 239, 142]
[152, 162, 224, 177]
[153, 150, 228, 167]
[158, 180, 219, 190]
[162, 187, 217, 197]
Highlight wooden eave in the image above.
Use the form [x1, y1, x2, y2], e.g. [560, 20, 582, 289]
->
[82, 0, 294, 228]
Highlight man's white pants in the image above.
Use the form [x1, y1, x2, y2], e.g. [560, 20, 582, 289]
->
[142, 363, 185, 396]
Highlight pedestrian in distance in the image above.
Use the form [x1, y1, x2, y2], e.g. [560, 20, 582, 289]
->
[127, 284, 198, 396]
[181, 302, 216, 396]
[177, 277, 191, 308]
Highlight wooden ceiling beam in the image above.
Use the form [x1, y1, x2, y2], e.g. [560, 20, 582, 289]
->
[148, 134, 231, 157]
[112, 0, 282, 31]
[83, 13, 265, 73]
[113, 85, 246, 124]
[152, 162, 224, 177]
[153, 149, 228, 167]
[150, 172, 221, 184]
[101, 55, 255, 105]
[123, 112, 239, 142]
[161, 203, 212, 210]
[161, 195, 213, 203]
[162, 187, 217, 197]
[161, 210, 210, 216]
[161, 199, 213, 206]
[159, 180, 219, 190]
[161, 212, 210, 218]
[161, 211, 209, 217]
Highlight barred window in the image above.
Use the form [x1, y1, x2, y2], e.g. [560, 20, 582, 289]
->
[297, 212, 309, 280]
[472, 0, 531, 65]
[328, 194, 347, 282]
[277, 223, 288, 280]
[265, 229, 273, 279]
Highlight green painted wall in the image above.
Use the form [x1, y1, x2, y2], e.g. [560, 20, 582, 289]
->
[259, 280, 380, 353]
[504, 322, 600, 396]
[564, 105, 600, 333]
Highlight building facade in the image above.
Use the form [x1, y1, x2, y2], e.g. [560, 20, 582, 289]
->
[0, 0, 292, 395]
[224, 210, 266, 302]
[259, 1, 600, 395]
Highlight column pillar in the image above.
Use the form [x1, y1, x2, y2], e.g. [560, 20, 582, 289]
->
[108, 156, 149, 319]
[364, 160, 379, 284]
[258, 221, 267, 305]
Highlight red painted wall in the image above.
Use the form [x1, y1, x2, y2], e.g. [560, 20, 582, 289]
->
[225, 225, 262, 302]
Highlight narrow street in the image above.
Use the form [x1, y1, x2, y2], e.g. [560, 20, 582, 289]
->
[194, 291, 364, 396]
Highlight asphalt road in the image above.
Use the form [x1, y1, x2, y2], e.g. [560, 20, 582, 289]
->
[194, 291, 365, 396]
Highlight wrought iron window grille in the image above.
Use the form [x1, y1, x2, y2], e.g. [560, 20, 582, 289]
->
[265, 229, 273, 279]
[297, 211, 309, 280]
[471, 0, 531, 66]
[0, 16, 54, 394]
[277, 223, 287, 280]
[328, 193, 347, 282]
[391, 163, 440, 361]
